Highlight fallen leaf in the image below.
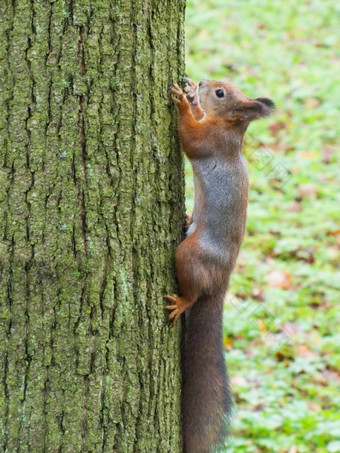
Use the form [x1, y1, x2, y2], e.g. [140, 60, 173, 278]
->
[287, 201, 302, 212]
[269, 121, 286, 134]
[258, 319, 267, 334]
[288, 446, 298, 453]
[307, 402, 321, 412]
[224, 336, 233, 350]
[300, 151, 315, 159]
[320, 369, 340, 383]
[282, 322, 301, 336]
[291, 166, 300, 174]
[252, 286, 265, 301]
[327, 229, 340, 236]
[326, 230, 340, 247]
[275, 345, 295, 362]
[197, 30, 211, 40]
[267, 270, 292, 289]
[296, 344, 318, 358]
[321, 145, 337, 164]
[298, 183, 318, 199]
[231, 375, 248, 387]
[304, 97, 320, 108]
[312, 372, 328, 386]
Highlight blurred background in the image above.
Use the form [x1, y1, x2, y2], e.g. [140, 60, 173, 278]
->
[185, 0, 340, 451]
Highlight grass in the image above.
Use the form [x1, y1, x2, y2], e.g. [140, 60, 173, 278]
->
[185, 0, 340, 451]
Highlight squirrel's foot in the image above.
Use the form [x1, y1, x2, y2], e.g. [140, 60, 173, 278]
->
[165, 294, 194, 324]
[183, 77, 198, 105]
[171, 84, 190, 112]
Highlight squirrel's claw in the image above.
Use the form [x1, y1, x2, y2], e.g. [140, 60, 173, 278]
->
[183, 76, 195, 86]
[171, 85, 190, 112]
[172, 84, 183, 96]
[183, 77, 196, 87]
[166, 305, 180, 324]
[169, 309, 180, 323]
[165, 294, 181, 324]
[182, 78, 198, 105]
[165, 294, 194, 324]
[165, 294, 178, 304]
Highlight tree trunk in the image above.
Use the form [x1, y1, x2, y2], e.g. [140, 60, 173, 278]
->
[0, 1, 185, 452]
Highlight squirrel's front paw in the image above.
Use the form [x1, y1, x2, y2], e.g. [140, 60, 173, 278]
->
[183, 77, 198, 105]
[171, 84, 189, 112]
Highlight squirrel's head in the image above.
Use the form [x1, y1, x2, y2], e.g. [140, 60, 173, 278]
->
[198, 79, 275, 124]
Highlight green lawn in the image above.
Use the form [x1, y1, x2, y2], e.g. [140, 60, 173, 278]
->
[185, 1, 340, 451]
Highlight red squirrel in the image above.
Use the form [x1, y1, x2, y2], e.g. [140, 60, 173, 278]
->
[167, 77, 275, 453]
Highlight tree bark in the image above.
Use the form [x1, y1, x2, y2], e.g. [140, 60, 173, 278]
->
[0, 1, 185, 452]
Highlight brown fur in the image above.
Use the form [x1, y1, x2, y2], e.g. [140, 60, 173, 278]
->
[167, 78, 275, 452]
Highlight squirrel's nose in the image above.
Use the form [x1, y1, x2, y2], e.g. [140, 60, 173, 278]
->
[199, 79, 207, 87]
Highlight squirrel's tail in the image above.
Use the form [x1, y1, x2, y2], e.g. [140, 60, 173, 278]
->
[182, 293, 233, 453]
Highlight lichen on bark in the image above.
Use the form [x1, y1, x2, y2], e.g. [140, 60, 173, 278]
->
[0, 1, 185, 451]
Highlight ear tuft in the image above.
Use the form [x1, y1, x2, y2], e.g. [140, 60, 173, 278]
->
[255, 97, 276, 116]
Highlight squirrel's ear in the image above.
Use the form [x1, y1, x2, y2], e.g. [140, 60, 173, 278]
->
[255, 98, 276, 116]
[231, 98, 275, 122]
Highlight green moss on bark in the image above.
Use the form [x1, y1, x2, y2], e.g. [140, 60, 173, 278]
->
[0, 0, 185, 451]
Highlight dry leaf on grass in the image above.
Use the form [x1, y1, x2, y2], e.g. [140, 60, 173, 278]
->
[267, 270, 293, 289]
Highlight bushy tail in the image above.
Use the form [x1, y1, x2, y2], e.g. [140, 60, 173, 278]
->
[182, 293, 233, 453]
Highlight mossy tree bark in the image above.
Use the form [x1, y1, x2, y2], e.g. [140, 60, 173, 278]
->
[0, 1, 185, 452]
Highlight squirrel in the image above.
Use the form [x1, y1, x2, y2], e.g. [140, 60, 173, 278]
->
[166, 77, 275, 453]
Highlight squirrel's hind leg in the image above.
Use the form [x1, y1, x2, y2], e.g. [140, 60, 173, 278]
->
[165, 235, 209, 324]
[165, 294, 195, 324]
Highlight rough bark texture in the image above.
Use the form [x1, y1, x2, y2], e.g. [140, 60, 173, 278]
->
[0, 1, 185, 452]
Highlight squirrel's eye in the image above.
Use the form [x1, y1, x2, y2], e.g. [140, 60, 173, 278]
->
[215, 89, 224, 98]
